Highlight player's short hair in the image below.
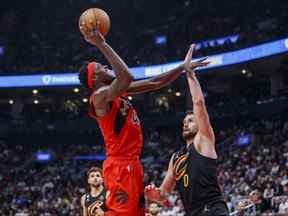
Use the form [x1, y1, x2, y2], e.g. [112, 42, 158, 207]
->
[87, 166, 102, 178]
[185, 110, 194, 116]
[78, 62, 89, 89]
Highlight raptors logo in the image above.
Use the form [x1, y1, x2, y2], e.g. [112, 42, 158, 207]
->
[115, 189, 129, 205]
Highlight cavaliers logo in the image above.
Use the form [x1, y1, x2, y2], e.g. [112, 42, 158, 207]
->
[173, 153, 189, 181]
[88, 200, 104, 216]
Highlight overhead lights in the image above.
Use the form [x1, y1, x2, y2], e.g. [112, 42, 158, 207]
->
[32, 89, 38, 94]
[74, 88, 79, 93]
[175, 92, 181, 97]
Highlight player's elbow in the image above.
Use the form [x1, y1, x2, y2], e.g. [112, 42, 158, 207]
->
[122, 72, 134, 85]
[118, 74, 133, 89]
[127, 72, 134, 82]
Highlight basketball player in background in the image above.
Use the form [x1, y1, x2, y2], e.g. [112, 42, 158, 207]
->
[145, 45, 229, 216]
[78, 23, 208, 215]
[146, 203, 161, 216]
[81, 167, 106, 216]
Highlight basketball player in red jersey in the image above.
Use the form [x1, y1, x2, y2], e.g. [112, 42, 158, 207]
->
[78, 26, 207, 216]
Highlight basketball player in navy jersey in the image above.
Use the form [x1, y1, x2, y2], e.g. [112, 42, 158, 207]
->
[146, 203, 161, 216]
[145, 45, 229, 216]
[81, 167, 106, 216]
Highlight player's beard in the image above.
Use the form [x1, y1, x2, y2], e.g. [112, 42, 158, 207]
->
[182, 130, 196, 140]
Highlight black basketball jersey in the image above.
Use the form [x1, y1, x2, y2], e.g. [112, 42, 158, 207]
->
[84, 187, 107, 216]
[172, 143, 224, 215]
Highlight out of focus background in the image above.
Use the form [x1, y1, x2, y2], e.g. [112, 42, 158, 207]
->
[0, 0, 288, 215]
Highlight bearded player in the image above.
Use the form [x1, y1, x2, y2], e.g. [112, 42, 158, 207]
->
[81, 167, 106, 216]
[145, 45, 229, 216]
[78, 24, 207, 215]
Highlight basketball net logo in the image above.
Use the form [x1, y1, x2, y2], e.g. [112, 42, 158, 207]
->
[42, 75, 52, 85]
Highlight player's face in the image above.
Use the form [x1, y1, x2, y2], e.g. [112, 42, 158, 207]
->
[149, 203, 160, 215]
[88, 171, 103, 187]
[94, 63, 115, 85]
[182, 114, 198, 140]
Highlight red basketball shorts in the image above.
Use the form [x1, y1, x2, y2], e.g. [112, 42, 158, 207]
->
[103, 157, 145, 216]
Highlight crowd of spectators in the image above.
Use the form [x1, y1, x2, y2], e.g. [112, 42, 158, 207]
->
[1, 1, 288, 215]
[0, 0, 287, 74]
[0, 101, 288, 215]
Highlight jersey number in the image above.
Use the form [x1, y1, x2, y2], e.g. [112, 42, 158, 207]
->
[183, 174, 189, 187]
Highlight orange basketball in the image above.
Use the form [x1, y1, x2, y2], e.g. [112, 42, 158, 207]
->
[79, 8, 110, 36]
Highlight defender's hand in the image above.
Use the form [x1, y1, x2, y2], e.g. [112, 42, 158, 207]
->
[145, 184, 170, 207]
[183, 44, 210, 77]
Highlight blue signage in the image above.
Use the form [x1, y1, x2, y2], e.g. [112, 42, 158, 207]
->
[1, 38, 288, 88]
[0, 46, 4, 56]
[36, 152, 52, 161]
[195, 34, 240, 50]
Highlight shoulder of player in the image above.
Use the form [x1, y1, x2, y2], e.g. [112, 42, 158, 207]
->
[80, 194, 86, 206]
[195, 132, 215, 147]
[90, 86, 110, 105]
[194, 133, 217, 159]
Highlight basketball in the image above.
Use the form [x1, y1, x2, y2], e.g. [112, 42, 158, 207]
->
[79, 8, 110, 36]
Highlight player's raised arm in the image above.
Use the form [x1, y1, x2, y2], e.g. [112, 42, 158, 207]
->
[81, 25, 133, 101]
[127, 49, 208, 95]
[183, 44, 214, 142]
[127, 65, 183, 94]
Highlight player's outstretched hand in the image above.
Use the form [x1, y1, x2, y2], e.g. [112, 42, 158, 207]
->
[80, 22, 106, 47]
[144, 184, 170, 207]
[183, 44, 210, 77]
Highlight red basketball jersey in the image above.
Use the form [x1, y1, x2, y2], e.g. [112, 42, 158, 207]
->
[89, 92, 143, 158]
